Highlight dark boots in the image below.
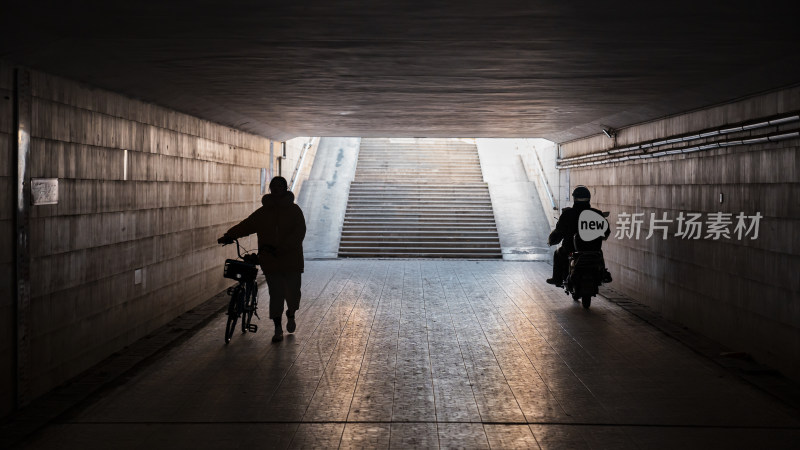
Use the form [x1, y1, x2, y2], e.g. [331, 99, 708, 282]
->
[602, 268, 613, 283]
[272, 311, 298, 342]
[272, 318, 283, 343]
[546, 277, 563, 287]
[547, 248, 568, 287]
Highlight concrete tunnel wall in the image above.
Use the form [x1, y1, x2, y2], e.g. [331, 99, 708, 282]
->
[560, 87, 800, 380]
[0, 63, 13, 417]
[0, 62, 296, 415]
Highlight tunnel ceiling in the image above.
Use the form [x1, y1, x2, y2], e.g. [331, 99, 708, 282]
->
[2, 2, 799, 142]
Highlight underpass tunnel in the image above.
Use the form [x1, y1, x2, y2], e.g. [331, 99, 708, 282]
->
[1, 3, 799, 448]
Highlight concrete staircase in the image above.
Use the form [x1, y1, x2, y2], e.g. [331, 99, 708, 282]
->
[338, 138, 502, 258]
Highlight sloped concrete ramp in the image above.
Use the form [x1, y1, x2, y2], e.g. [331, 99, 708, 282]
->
[477, 139, 552, 260]
[297, 137, 361, 259]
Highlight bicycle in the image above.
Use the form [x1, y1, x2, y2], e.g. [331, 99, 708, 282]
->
[220, 238, 260, 344]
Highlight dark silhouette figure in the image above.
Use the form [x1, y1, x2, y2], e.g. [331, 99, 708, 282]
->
[219, 176, 306, 343]
[546, 185, 610, 286]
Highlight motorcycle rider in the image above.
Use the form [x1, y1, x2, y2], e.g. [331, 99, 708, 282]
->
[546, 185, 610, 286]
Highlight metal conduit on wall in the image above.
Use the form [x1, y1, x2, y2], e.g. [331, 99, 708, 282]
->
[557, 113, 800, 169]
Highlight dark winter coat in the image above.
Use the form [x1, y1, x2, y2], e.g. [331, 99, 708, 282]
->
[548, 201, 609, 252]
[224, 191, 306, 273]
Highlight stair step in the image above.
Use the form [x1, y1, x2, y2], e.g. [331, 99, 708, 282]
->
[359, 145, 477, 149]
[354, 179, 485, 181]
[342, 225, 498, 230]
[344, 219, 496, 224]
[355, 174, 484, 178]
[343, 228, 498, 233]
[339, 253, 501, 259]
[340, 234, 500, 239]
[341, 237, 498, 241]
[343, 217, 497, 221]
[356, 164, 482, 167]
[347, 201, 493, 207]
[340, 239, 499, 246]
[350, 182, 488, 186]
[357, 156, 480, 160]
[344, 208, 495, 212]
[357, 168, 480, 172]
[340, 242, 501, 248]
[358, 151, 478, 153]
[357, 157, 479, 160]
[344, 217, 496, 222]
[347, 198, 492, 202]
[357, 164, 481, 167]
[348, 192, 491, 197]
[343, 219, 498, 225]
[355, 177, 485, 181]
[346, 204, 494, 210]
[344, 212, 496, 216]
[358, 155, 478, 159]
[358, 156, 478, 159]
[338, 245, 501, 253]
[349, 188, 489, 192]
[356, 164, 481, 167]
[357, 160, 480, 163]
[347, 193, 490, 198]
[349, 186, 490, 189]
[356, 167, 481, 171]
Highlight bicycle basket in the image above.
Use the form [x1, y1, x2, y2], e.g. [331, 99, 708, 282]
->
[223, 259, 258, 282]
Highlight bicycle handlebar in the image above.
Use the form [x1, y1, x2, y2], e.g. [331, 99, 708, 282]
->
[220, 238, 259, 265]
[223, 238, 245, 259]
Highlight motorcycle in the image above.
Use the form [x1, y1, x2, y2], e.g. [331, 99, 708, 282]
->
[550, 210, 613, 309]
[563, 237, 612, 309]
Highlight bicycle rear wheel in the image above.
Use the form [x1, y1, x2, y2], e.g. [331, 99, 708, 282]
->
[225, 287, 242, 344]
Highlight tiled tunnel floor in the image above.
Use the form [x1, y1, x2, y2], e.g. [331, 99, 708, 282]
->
[23, 260, 800, 449]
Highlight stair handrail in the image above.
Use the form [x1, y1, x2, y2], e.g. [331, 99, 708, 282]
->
[290, 137, 316, 192]
[526, 139, 557, 210]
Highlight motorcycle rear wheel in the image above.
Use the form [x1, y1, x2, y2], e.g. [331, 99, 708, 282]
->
[582, 296, 591, 309]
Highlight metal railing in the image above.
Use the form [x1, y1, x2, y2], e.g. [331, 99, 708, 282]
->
[289, 137, 316, 192]
[525, 140, 557, 210]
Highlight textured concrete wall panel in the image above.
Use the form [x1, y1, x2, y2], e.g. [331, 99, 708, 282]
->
[27, 180, 260, 219]
[31, 72, 270, 150]
[28, 204, 254, 258]
[562, 88, 800, 380]
[27, 264, 225, 398]
[21, 69, 269, 400]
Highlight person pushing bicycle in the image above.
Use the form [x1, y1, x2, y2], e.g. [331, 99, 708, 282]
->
[218, 176, 307, 343]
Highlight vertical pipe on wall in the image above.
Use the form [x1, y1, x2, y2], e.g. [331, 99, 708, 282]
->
[279, 141, 286, 176]
[13, 68, 32, 409]
[269, 141, 274, 179]
[557, 143, 567, 208]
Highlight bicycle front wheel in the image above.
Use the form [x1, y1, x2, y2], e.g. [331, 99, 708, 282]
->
[225, 287, 242, 344]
